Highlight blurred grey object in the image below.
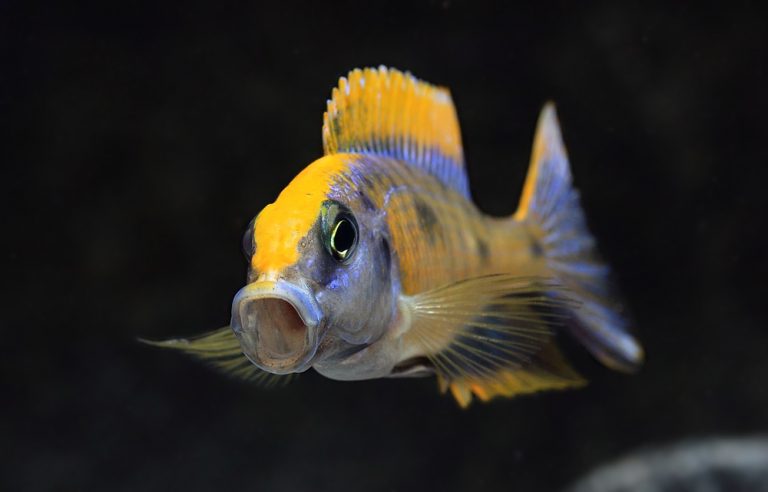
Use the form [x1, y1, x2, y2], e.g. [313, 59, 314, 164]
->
[566, 437, 768, 492]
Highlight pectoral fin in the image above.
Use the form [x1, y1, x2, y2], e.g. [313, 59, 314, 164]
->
[402, 274, 585, 407]
[140, 327, 295, 387]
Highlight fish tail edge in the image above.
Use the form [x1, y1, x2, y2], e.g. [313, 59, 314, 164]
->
[513, 103, 644, 373]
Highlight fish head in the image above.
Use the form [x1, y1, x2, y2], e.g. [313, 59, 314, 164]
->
[231, 156, 398, 375]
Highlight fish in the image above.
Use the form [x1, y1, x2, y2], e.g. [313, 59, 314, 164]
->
[146, 66, 644, 407]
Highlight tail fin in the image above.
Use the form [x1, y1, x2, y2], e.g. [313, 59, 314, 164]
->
[514, 104, 643, 372]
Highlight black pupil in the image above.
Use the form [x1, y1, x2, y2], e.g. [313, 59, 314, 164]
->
[332, 219, 355, 255]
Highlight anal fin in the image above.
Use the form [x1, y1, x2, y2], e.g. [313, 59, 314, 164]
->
[442, 344, 586, 408]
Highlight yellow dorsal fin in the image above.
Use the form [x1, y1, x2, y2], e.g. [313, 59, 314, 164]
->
[323, 66, 469, 196]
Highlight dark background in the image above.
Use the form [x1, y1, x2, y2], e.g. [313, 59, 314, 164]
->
[3, 2, 767, 491]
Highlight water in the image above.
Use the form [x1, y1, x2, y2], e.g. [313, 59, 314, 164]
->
[4, 2, 767, 491]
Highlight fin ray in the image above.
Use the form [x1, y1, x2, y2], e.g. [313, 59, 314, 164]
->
[446, 344, 586, 407]
[323, 66, 470, 196]
[403, 274, 585, 407]
[514, 104, 644, 372]
[140, 327, 295, 387]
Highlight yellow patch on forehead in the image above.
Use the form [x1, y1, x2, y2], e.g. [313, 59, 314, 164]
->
[252, 154, 350, 273]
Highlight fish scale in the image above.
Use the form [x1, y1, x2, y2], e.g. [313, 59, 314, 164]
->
[340, 156, 539, 295]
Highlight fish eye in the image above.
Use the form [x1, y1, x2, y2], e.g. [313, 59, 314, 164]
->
[322, 201, 358, 263]
[330, 218, 356, 261]
[242, 216, 256, 260]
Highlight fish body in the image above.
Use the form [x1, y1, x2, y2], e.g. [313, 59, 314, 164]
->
[152, 67, 643, 406]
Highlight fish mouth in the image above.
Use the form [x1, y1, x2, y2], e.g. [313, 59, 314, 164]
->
[230, 280, 323, 374]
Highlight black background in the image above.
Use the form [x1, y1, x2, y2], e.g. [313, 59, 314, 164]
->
[3, 2, 768, 491]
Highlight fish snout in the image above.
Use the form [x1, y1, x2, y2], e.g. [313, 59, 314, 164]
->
[230, 280, 323, 374]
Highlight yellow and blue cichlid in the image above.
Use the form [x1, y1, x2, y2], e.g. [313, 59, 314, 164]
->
[150, 67, 644, 407]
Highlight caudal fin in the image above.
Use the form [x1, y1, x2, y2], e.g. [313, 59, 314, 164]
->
[514, 104, 644, 372]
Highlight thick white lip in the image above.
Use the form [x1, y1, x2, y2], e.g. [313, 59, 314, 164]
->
[230, 280, 323, 374]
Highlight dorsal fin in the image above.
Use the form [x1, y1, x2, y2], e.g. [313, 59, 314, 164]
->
[323, 66, 470, 197]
